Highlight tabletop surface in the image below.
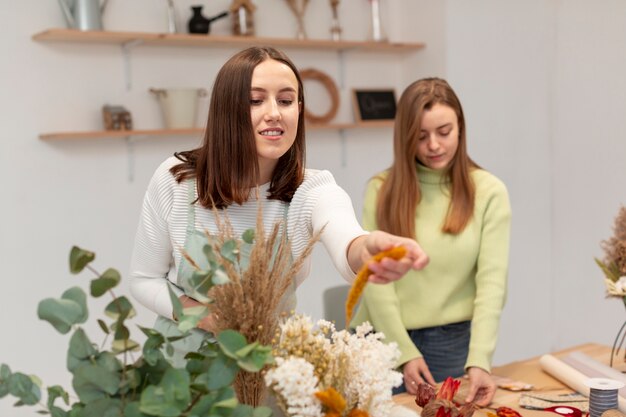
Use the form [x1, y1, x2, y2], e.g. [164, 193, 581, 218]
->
[393, 343, 620, 417]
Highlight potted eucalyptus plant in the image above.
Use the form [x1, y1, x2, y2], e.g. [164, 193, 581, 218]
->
[0, 246, 273, 417]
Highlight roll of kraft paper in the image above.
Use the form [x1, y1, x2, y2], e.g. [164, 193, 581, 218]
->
[539, 354, 626, 413]
[566, 351, 626, 397]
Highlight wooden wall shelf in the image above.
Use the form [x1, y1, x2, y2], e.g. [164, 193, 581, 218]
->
[32, 29, 425, 52]
[39, 121, 394, 141]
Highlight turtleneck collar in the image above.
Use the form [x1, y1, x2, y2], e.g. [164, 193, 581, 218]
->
[416, 162, 450, 185]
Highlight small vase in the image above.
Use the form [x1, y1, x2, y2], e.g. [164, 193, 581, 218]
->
[188, 6, 210, 34]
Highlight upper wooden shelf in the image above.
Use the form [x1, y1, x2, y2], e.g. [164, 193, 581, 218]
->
[32, 29, 425, 52]
[39, 121, 394, 141]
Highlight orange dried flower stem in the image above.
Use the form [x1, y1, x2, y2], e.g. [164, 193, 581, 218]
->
[345, 246, 408, 326]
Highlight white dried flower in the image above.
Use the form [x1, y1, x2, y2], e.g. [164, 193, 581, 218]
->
[264, 356, 323, 417]
[606, 277, 626, 296]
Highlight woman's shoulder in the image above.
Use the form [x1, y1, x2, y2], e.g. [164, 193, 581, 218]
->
[472, 169, 507, 191]
[301, 168, 337, 188]
[146, 156, 187, 201]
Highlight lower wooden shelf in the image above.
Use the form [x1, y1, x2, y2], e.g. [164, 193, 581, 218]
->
[39, 121, 394, 140]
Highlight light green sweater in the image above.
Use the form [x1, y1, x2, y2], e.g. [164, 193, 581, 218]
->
[351, 164, 511, 372]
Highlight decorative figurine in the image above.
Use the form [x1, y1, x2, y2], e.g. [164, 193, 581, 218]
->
[284, 0, 310, 40]
[229, 0, 256, 36]
[368, 0, 387, 42]
[329, 0, 342, 41]
[187, 5, 228, 34]
[102, 105, 132, 131]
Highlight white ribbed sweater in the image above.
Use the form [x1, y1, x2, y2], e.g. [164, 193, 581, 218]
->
[129, 156, 364, 319]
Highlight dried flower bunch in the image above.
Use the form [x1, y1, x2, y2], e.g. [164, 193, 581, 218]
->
[265, 315, 403, 417]
[190, 201, 321, 407]
[595, 206, 626, 298]
[345, 246, 407, 326]
[415, 377, 476, 417]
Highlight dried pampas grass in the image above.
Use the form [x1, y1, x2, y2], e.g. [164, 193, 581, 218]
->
[601, 206, 626, 277]
[206, 197, 322, 406]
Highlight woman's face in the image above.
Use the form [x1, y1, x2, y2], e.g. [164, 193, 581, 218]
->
[415, 103, 459, 170]
[250, 59, 300, 183]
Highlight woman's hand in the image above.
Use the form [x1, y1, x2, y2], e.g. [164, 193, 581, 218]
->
[177, 295, 218, 333]
[348, 230, 429, 283]
[465, 367, 496, 406]
[402, 357, 437, 395]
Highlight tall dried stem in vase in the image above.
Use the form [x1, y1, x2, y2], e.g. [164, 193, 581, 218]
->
[207, 198, 322, 406]
[284, 0, 310, 39]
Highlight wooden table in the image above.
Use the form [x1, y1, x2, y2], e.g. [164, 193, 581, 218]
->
[393, 343, 619, 417]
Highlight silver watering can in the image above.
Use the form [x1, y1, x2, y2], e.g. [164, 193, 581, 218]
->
[57, 0, 109, 31]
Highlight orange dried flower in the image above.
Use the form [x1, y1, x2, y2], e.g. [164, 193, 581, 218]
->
[315, 387, 347, 414]
[496, 406, 523, 417]
[345, 246, 408, 325]
[347, 408, 370, 417]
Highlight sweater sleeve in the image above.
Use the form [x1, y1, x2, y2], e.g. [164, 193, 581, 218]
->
[288, 170, 366, 283]
[465, 177, 511, 372]
[359, 177, 422, 366]
[129, 160, 183, 320]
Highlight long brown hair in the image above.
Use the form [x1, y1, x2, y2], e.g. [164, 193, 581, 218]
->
[376, 77, 479, 237]
[170, 46, 306, 209]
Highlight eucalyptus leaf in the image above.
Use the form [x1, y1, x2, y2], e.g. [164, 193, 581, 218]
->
[50, 406, 68, 417]
[231, 404, 254, 417]
[104, 296, 135, 321]
[206, 354, 238, 390]
[187, 269, 214, 301]
[0, 364, 11, 398]
[37, 287, 88, 334]
[46, 385, 69, 409]
[235, 341, 259, 358]
[187, 393, 218, 417]
[241, 229, 255, 244]
[212, 268, 230, 285]
[80, 397, 122, 417]
[69, 246, 95, 274]
[217, 330, 247, 359]
[96, 319, 109, 334]
[111, 338, 140, 354]
[67, 329, 97, 372]
[168, 285, 183, 323]
[90, 268, 121, 297]
[139, 368, 191, 417]
[252, 406, 273, 417]
[220, 240, 239, 264]
[72, 363, 121, 403]
[124, 401, 151, 417]
[7, 373, 40, 405]
[202, 244, 217, 263]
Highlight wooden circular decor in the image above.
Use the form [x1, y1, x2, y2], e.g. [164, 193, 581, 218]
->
[300, 68, 340, 124]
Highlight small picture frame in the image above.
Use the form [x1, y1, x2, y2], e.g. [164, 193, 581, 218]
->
[351, 89, 397, 122]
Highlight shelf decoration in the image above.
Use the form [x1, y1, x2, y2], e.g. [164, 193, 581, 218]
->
[368, 0, 387, 42]
[284, 0, 310, 40]
[230, 0, 256, 36]
[57, 0, 109, 31]
[149, 88, 207, 129]
[329, 0, 342, 41]
[300, 68, 340, 124]
[102, 105, 132, 131]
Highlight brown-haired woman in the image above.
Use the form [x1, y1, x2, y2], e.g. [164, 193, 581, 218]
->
[129, 47, 429, 366]
[351, 78, 511, 406]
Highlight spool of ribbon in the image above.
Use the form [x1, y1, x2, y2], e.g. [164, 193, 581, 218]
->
[585, 378, 625, 417]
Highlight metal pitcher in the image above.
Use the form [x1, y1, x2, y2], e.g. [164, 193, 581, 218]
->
[57, 0, 109, 31]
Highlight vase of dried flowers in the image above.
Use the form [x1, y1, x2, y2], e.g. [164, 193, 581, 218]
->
[284, 0, 309, 39]
[595, 205, 626, 367]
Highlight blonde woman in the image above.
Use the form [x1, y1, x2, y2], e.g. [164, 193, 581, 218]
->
[351, 78, 511, 406]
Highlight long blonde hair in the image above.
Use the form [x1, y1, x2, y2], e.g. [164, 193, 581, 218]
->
[376, 78, 479, 237]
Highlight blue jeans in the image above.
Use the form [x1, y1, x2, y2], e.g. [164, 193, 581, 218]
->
[393, 320, 471, 394]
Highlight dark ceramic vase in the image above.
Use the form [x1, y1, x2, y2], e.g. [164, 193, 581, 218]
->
[188, 6, 210, 34]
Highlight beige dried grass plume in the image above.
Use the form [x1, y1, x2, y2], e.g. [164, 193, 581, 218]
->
[206, 196, 322, 406]
[601, 206, 626, 277]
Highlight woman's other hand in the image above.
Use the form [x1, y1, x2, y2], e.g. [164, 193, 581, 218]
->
[465, 367, 496, 406]
[403, 357, 437, 395]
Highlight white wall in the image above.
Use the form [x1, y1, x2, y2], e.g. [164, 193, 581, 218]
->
[2, 1, 626, 416]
